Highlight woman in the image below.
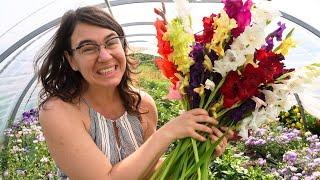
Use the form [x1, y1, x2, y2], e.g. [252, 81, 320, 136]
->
[35, 6, 229, 179]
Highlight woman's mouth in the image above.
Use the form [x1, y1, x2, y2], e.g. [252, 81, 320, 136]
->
[97, 65, 118, 76]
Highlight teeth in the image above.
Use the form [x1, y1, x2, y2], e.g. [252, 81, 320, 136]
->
[98, 66, 115, 75]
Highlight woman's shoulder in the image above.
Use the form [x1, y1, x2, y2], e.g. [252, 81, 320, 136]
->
[131, 87, 156, 109]
[39, 97, 85, 126]
[40, 97, 78, 114]
[131, 87, 158, 140]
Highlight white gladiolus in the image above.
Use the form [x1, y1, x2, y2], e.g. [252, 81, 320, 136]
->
[238, 116, 252, 139]
[175, 0, 193, 34]
[251, 3, 280, 27]
[251, 96, 267, 109]
[213, 50, 246, 77]
[204, 79, 215, 90]
[231, 24, 265, 55]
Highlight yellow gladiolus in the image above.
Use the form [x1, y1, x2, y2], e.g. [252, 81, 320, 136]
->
[208, 10, 237, 57]
[275, 37, 296, 56]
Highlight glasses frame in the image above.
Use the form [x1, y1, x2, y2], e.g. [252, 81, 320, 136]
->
[69, 36, 125, 55]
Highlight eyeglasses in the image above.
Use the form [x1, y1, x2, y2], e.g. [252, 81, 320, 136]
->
[70, 36, 125, 57]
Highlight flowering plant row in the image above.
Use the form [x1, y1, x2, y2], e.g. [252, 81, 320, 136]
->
[1, 109, 56, 179]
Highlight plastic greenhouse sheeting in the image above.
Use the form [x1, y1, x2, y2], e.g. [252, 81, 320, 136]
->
[0, 0, 320, 143]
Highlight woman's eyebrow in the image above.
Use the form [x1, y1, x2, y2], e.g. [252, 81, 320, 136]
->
[104, 33, 118, 41]
[76, 39, 96, 48]
[76, 33, 118, 47]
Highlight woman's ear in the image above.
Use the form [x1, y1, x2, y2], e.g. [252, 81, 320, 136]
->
[64, 51, 78, 71]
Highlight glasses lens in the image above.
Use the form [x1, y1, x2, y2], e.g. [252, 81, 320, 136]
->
[74, 37, 125, 57]
[105, 37, 124, 49]
[79, 44, 99, 55]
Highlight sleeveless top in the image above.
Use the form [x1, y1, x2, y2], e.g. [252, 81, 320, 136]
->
[57, 99, 144, 179]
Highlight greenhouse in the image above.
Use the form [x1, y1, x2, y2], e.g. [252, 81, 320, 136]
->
[0, 0, 320, 179]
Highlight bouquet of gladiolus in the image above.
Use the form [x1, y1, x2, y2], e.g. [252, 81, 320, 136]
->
[151, 0, 320, 179]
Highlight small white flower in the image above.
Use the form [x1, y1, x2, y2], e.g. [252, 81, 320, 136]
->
[36, 134, 45, 141]
[3, 169, 9, 176]
[313, 171, 320, 177]
[12, 145, 19, 152]
[204, 79, 215, 90]
[304, 131, 312, 137]
[40, 157, 49, 163]
[48, 173, 54, 179]
[33, 140, 39, 143]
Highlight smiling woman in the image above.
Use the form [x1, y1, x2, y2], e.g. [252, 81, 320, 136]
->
[32, 6, 229, 180]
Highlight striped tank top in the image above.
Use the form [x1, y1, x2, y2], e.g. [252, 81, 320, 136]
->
[58, 99, 144, 179]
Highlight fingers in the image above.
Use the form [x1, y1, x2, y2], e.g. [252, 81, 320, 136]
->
[191, 131, 207, 142]
[220, 126, 235, 139]
[211, 135, 228, 157]
[189, 108, 208, 116]
[196, 115, 218, 125]
[194, 124, 213, 134]
[211, 126, 223, 137]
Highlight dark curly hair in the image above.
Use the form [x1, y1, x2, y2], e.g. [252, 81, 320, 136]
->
[34, 6, 142, 117]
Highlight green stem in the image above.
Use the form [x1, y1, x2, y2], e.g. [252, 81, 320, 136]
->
[159, 142, 183, 180]
[216, 102, 241, 119]
[204, 76, 226, 110]
[182, 133, 226, 178]
[191, 138, 201, 180]
[199, 94, 205, 108]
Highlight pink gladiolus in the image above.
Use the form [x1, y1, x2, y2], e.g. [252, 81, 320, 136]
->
[222, 0, 253, 37]
[166, 84, 182, 100]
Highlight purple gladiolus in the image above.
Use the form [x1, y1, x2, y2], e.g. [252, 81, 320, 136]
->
[262, 22, 286, 51]
[262, 37, 274, 52]
[275, 22, 286, 41]
[188, 43, 205, 108]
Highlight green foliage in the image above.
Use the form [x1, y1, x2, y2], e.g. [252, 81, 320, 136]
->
[138, 78, 180, 128]
[210, 146, 275, 180]
[129, 52, 158, 65]
[137, 63, 180, 128]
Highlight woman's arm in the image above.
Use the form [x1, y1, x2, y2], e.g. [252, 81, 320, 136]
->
[137, 91, 162, 178]
[40, 98, 215, 180]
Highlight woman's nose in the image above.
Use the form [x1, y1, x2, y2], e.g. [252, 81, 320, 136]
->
[97, 46, 112, 62]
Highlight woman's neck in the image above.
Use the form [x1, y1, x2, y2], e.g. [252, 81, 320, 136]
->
[83, 85, 122, 108]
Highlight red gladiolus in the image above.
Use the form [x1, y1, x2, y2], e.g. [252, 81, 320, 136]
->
[255, 49, 285, 83]
[239, 64, 263, 100]
[154, 19, 178, 87]
[154, 19, 173, 58]
[195, 13, 216, 44]
[155, 58, 179, 87]
[221, 64, 264, 108]
[221, 71, 242, 108]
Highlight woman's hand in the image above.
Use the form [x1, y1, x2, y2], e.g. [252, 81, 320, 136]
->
[210, 126, 234, 157]
[160, 108, 218, 143]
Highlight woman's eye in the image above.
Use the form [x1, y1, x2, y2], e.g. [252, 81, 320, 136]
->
[81, 45, 97, 53]
[106, 39, 119, 47]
